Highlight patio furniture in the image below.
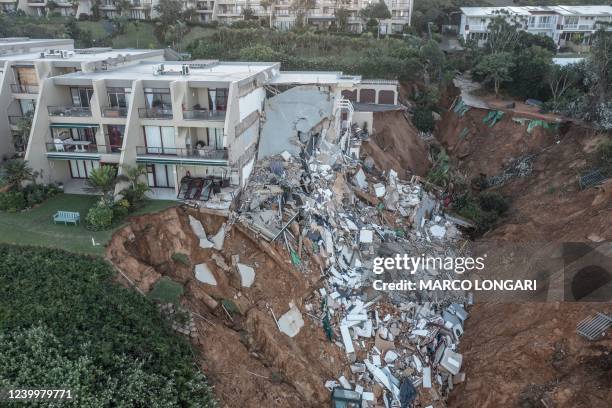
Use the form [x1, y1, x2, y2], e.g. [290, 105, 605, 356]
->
[53, 211, 80, 225]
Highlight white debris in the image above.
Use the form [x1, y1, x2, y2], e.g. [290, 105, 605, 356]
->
[429, 224, 446, 239]
[277, 303, 304, 337]
[211, 223, 226, 250]
[338, 375, 352, 390]
[373, 183, 386, 197]
[236, 263, 256, 287]
[194, 263, 217, 285]
[423, 366, 432, 388]
[359, 229, 373, 243]
[440, 349, 463, 375]
[280, 150, 292, 161]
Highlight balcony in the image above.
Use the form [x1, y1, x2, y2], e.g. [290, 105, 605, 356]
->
[182, 109, 226, 121]
[11, 83, 39, 94]
[138, 107, 173, 119]
[136, 146, 228, 160]
[8, 115, 23, 126]
[528, 23, 553, 30]
[45, 142, 119, 154]
[48, 106, 92, 117]
[102, 107, 128, 118]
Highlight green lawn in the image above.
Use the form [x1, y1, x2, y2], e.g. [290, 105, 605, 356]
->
[112, 22, 162, 49]
[0, 194, 176, 256]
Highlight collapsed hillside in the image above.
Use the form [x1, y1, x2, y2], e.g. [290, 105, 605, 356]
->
[435, 94, 612, 407]
[107, 207, 345, 407]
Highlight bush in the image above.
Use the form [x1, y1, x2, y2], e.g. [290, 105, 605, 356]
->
[86, 203, 114, 230]
[0, 191, 26, 212]
[171, 252, 190, 266]
[595, 139, 612, 176]
[478, 191, 509, 214]
[0, 244, 216, 407]
[412, 106, 435, 132]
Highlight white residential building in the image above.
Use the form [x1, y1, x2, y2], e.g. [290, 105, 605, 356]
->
[459, 5, 612, 49]
[20, 55, 400, 206]
[0, 39, 165, 157]
[4, 0, 412, 33]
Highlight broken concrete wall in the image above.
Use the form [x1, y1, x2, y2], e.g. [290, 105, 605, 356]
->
[259, 85, 335, 158]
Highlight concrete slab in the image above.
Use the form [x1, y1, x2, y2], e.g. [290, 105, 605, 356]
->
[277, 304, 304, 337]
[194, 263, 217, 285]
[237, 263, 256, 287]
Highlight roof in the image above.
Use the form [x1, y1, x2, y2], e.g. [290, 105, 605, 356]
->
[460, 5, 612, 17]
[0, 48, 163, 63]
[53, 61, 280, 84]
[269, 71, 360, 86]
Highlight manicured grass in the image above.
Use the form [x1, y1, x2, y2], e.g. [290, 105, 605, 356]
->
[0, 194, 176, 256]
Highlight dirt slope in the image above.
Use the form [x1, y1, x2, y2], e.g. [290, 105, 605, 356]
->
[436, 100, 612, 408]
[107, 207, 345, 408]
[361, 110, 431, 177]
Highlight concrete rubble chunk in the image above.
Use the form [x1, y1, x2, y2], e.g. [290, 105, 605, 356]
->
[236, 263, 256, 288]
[373, 183, 386, 197]
[277, 303, 304, 337]
[194, 263, 217, 286]
[359, 229, 373, 244]
[429, 224, 446, 239]
[189, 215, 215, 248]
[353, 168, 367, 189]
[211, 223, 226, 251]
[440, 349, 463, 375]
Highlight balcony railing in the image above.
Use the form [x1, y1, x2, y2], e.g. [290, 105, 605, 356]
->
[45, 142, 120, 154]
[102, 106, 128, 117]
[138, 107, 173, 119]
[529, 23, 553, 30]
[8, 115, 23, 126]
[136, 146, 228, 160]
[11, 83, 39, 94]
[48, 106, 92, 117]
[182, 109, 226, 121]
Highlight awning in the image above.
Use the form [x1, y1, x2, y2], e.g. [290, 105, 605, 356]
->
[50, 124, 99, 129]
[46, 153, 101, 161]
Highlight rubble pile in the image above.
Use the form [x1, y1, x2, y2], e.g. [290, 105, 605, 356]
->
[236, 141, 472, 407]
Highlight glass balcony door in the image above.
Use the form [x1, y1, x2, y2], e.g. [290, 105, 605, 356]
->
[144, 126, 176, 154]
[70, 87, 94, 108]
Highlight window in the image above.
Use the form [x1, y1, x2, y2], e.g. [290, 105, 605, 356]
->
[209, 88, 228, 111]
[51, 127, 96, 143]
[70, 87, 94, 108]
[19, 99, 35, 115]
[13, 66, 37, 86]
[144, 88, 171, 110]
[69, 160, 99, 179]
[144, 126, 176, 154]
[107, 87, 131, 108]
[106, 125, 125, 152]
[146, 164, 175, 188]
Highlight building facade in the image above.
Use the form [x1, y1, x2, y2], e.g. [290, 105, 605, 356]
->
[459, 5, 612, 49]
[0, 39, 164, 158]
[4, 0, 412, 34]
[13, 49, 399, 206]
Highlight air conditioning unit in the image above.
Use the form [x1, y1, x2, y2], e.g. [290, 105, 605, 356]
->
[152, 63, 164, 76]
[181, 64, 190, 76]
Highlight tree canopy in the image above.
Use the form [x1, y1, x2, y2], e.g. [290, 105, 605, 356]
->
[0, 244, 216, 407]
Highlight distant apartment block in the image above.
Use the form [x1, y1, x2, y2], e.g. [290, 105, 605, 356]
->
[459, 5, 612, 49]
[3, 0, 412, 33]
[0, 38, 164, 157]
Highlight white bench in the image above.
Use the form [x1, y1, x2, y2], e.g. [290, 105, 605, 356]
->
[53, 211, 80, 225]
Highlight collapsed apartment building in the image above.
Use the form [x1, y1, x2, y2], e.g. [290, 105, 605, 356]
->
[16, 56, 403, 210]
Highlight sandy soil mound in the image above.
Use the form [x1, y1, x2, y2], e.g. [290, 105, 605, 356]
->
[107, 207, 345, 407]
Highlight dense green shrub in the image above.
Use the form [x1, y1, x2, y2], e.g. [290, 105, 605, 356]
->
[478, 191, 509, 214]
[412, 106, 435, 132]
[0, 244, 216, 407]
[0, 191, 26, 212]
[86, 203, 114, 230]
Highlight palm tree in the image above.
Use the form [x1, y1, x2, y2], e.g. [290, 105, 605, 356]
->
[118, 165, 150, 207]
[86, 165, 118, 205]
[4, 159, 35, 191]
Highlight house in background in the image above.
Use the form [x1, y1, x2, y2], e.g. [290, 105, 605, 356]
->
[459, 5, 612, 50]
